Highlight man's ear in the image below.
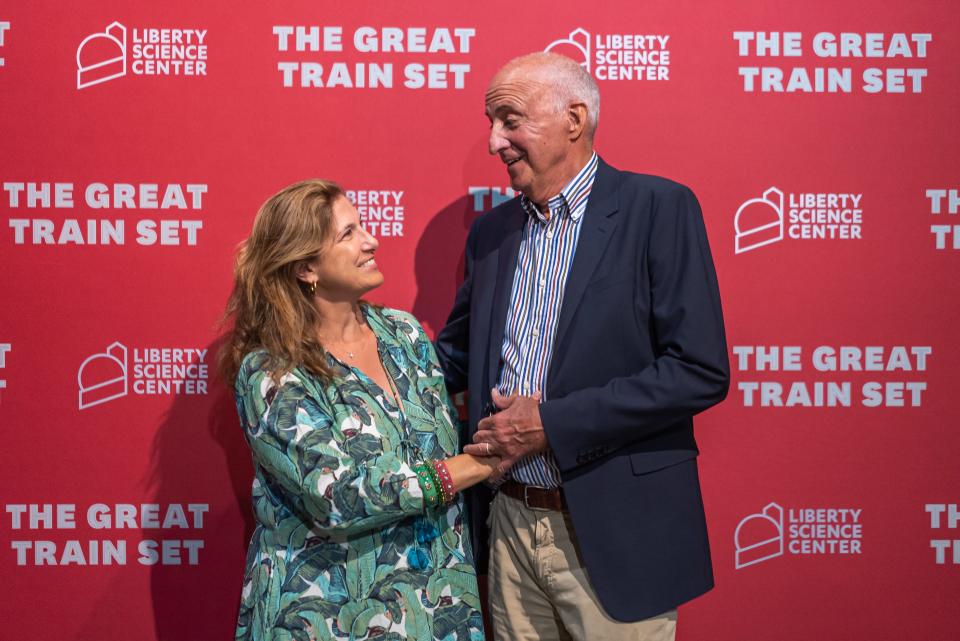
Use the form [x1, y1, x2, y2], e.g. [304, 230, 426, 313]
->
[567, 102, 588, 141]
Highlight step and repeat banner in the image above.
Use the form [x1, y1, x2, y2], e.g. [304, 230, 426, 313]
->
[1, 2, 957, 640]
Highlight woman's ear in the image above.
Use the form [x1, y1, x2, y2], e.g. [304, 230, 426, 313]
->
[294, 256, 318, 285]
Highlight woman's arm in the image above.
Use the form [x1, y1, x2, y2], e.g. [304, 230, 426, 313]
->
[444, 453, 499, 493]
[239, 352, 502, 534]
[239, 365, 434, 538]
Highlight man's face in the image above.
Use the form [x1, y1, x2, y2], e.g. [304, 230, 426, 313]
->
[485, 65, 574, 205]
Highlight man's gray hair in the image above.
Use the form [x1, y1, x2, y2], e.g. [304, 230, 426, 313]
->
[506, 52, 601, 139]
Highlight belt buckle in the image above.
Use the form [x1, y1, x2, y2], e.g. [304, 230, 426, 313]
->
[523, 484, 552, 511]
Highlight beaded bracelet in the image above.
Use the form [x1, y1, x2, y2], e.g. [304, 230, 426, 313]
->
[425, 461, 445, 504]
[432, 460, 456, 505]
[413, 462, 441, 509]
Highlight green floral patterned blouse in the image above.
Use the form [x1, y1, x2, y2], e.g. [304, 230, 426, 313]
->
[233, 306, 484, 641]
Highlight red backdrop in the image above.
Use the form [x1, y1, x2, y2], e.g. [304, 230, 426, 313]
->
[2, 2, 958, 639]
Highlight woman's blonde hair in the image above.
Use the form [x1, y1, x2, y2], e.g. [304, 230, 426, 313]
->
[219, 179, 345, 385]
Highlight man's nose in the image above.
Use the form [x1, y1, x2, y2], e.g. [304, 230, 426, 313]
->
[489, 125, 510, 155]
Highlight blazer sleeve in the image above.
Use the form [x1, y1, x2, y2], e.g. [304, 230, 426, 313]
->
[540, 183, 730, 472]
[434, 217, 480, 395]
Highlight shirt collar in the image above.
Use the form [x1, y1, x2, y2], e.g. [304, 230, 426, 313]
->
[519, 152, 598, 223]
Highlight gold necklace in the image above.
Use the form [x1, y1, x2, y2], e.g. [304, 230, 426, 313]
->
[320, 330, 368, 360]
[326, 341, 362, 360]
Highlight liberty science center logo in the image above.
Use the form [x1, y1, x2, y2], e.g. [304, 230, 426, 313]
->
[544, 27, 670, 81]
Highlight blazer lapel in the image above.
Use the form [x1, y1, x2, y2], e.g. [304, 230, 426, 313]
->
[486, 202, 527, 388]
[551, 160, 622, 360]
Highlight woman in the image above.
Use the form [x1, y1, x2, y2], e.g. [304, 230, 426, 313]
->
[220, 179, 496, 641]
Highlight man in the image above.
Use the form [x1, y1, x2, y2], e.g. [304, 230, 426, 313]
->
[436, 52, 729, 641]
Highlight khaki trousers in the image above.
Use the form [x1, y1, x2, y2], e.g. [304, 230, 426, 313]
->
[487, 492, 677, 641]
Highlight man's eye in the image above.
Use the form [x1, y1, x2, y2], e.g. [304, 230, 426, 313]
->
[504, 118, 518, 129]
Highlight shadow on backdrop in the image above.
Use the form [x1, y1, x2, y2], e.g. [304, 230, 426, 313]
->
[412, 194, 474, 338]
[146, 335, 254, 641]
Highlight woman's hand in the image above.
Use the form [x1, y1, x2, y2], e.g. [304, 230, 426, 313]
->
[443, 453, 502, 492]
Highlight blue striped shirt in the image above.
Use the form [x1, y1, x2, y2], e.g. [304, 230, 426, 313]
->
[497, 152, 598, 488]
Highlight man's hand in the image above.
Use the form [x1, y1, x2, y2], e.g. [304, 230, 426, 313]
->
[464, 388, 547, 475]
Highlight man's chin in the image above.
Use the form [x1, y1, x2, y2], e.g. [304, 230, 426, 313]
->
[506, 173, 528, 196]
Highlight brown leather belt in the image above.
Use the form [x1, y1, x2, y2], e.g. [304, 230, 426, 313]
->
[500, 479, 566, 511]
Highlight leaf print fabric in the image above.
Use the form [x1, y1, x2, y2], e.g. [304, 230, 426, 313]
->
[233, 306, 484, 641]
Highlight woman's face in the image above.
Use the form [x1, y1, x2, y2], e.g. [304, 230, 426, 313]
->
[308, 196, 383, 301]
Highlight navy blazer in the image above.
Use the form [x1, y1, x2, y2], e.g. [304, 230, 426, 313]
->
[436, 158, 730, 622]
